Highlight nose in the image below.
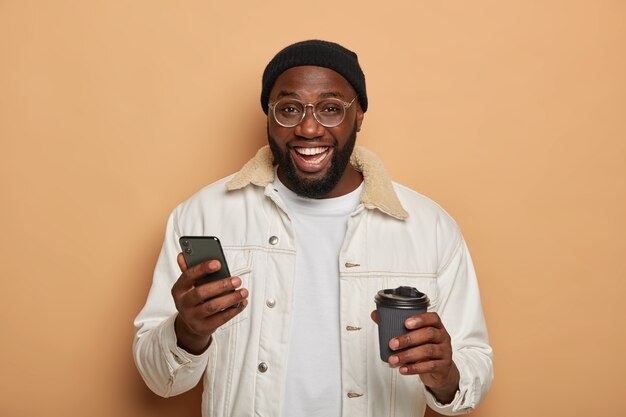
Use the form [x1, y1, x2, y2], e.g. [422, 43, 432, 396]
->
[294, 105, 325, 139]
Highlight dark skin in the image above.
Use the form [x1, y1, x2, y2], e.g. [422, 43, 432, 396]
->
[172, 255, 248, 354]
[173, 65, 459, 403]
[370, 310, 460, 404]
[268, 66, 364, 198]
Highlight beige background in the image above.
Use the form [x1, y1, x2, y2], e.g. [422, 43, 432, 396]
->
[1, 1, 625, 416]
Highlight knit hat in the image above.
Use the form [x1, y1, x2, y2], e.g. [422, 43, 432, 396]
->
[260, 40, 367, 114]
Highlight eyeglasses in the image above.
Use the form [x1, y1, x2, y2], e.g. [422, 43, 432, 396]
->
[268, 96, 357, 128]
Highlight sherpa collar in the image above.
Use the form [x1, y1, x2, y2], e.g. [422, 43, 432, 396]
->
[226, 145, 409, 220]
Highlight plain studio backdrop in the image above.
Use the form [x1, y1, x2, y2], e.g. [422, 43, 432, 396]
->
[1, 1, 624, 416]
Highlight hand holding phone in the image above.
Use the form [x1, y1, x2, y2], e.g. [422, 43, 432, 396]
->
[170, 236, 248, 354]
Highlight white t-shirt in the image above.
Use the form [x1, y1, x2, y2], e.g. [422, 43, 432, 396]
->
[274, 175, 363, 417]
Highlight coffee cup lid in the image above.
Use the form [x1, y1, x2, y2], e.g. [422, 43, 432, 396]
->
[374, 286, 430, 309]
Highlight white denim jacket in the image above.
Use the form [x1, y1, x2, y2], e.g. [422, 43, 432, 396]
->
[133, 146, 493, 417]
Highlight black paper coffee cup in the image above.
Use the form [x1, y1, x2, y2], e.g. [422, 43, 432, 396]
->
[374, 286, 430, 362]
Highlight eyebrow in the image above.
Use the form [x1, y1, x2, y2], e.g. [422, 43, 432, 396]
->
[319, 91, 345, 99]
[274, 90, 347, 100]
[276, 91, 299, 99]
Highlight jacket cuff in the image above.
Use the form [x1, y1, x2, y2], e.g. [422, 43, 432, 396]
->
[159, 314, 210, 373]
[424, 359, 478, 415]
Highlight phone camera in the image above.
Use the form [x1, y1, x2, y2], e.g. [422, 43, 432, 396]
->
[184, 247, 192, 254]
[182, 240, 189, 247]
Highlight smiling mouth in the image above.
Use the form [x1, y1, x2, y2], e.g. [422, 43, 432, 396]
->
[288, 145, 333, 174]
[293, 146, 330, 164]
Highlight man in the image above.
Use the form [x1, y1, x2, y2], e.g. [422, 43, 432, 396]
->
[134, 40, 493, 417]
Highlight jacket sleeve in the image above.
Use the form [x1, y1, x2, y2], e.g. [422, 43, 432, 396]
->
[424, 223, 494, 415]
[132, 208, 212, 397]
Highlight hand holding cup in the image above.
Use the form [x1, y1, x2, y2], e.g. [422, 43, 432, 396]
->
[372, 286, 459, 404]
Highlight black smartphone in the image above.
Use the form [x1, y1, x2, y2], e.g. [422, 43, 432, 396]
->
[179, 236, 231, 286]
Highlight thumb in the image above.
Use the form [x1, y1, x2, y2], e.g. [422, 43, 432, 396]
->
[370, 310, 378, 324]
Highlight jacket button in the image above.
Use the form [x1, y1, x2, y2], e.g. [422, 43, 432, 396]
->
[258, 362, 268, 373]
[266, 298, 276, 308]
[269, 236, 279, 245]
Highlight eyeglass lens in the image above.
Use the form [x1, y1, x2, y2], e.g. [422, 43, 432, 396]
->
[273, 98, 347, 128]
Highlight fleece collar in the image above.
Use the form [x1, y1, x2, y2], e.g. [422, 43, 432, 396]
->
[226, 145, 409, 220]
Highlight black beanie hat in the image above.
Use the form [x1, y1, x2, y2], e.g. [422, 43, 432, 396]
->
[261, 40, 367, 114]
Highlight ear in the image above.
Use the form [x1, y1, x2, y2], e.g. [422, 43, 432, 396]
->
[355, 104, 365, 132]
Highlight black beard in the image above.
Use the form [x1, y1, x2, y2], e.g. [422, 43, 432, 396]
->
[268, 123, 357, 199]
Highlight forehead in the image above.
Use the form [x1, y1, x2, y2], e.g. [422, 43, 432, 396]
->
[269, 66, 356, 99]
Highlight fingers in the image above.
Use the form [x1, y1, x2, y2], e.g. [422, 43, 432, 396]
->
[390, 325, 446, 351]
[180, 297, 249, 337]
[172, 257, 223, 294]
[404, 312, 444, 331]
[207, 299, 248, 329]
[186, 259, 223, 285]
[388, 342, 446, 365]
[370, 310, 378, 324]
[175, 275, 242, 309]
[177, 253, 188, 272]
[397, 359, 451, 376]
[175, 285, 249, 337]
[388, 339, 453, 378]
[386, 312, 452, 376]
[387, 312, 445, 350]
[195, 287, 248, 318]
[171, 253, 248, 352]
[201, 298, 249, 331]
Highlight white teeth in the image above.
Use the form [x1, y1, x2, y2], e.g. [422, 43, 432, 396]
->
[306, 153, 327, 164]
[294, 146, 328, 156]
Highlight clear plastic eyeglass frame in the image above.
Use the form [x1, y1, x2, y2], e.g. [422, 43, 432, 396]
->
[268, 96, 357, 128]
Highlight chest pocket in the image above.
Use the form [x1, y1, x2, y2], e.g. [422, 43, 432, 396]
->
[215, 248, 253, 330]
